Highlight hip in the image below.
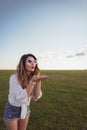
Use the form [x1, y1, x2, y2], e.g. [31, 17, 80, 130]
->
[3, 101, 30, 121]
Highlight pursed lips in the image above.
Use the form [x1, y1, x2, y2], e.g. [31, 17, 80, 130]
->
[32, 66, 35, 69]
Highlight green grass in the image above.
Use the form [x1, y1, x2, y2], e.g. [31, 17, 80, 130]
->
[0, 70, 87, 130]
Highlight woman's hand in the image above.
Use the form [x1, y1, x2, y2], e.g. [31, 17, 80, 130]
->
[31, 75, 48, 83]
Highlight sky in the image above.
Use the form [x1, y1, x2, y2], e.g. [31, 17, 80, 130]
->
[0, 0, 87, 70]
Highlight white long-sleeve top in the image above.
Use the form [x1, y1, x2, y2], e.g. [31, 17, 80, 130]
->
[8, 73, 42, 119]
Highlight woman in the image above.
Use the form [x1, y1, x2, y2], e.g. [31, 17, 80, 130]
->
[3, 53, 48, 130]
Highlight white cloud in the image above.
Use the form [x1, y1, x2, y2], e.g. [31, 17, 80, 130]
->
[66, 45, 87, 58]
[37, 51, 59, 61]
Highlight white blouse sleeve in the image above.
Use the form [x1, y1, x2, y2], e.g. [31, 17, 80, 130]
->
[32, 90, 42, 101]
[9, 74, 28, 104]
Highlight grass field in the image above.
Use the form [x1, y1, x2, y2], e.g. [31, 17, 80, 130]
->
[0, 70, 87, 130]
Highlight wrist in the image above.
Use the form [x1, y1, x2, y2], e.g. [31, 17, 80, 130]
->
[36, 80, 41, 84]
[30, 81, 36, 86]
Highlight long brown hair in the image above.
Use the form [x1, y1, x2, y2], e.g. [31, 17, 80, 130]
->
[16, 54, 40, 88]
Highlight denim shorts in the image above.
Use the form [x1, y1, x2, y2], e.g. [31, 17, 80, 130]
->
[3, 101, 30, 121]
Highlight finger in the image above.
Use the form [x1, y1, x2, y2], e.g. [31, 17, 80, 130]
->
[41, 76, 48, 79]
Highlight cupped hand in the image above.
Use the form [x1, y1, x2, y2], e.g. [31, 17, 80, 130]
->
[31, 75, 48, 82]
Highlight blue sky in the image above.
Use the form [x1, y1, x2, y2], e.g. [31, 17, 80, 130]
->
[0, 0, 87, 70]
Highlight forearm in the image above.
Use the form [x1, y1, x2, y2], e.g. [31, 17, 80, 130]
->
[33, 81, 42, 99]
[26, 81, 36, 97]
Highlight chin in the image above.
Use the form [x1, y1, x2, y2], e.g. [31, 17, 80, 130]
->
[31, 69, 35, 72]
[27, 70, 34, 73]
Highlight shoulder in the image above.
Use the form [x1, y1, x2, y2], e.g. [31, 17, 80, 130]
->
[10, 73, 17, 81]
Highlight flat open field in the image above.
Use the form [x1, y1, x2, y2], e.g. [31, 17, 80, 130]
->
[0, 70, 87, 130]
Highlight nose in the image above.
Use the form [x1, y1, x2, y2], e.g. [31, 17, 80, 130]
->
[32, 62, 34, 65]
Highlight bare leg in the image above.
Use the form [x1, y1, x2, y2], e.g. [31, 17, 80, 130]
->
[5, 119, 18, 130]
[18, 115, 29, 130]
